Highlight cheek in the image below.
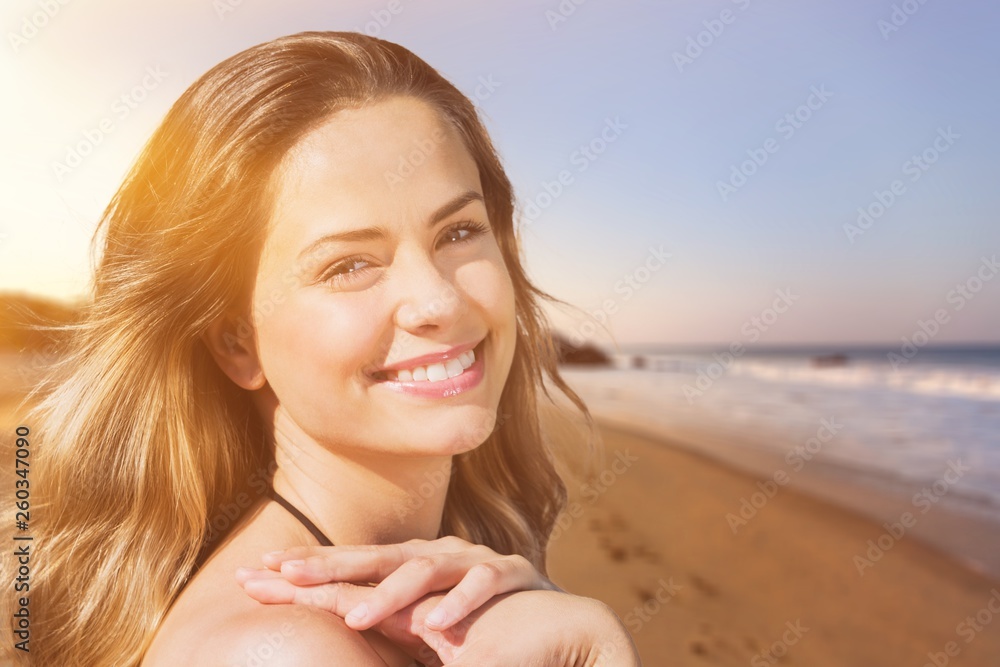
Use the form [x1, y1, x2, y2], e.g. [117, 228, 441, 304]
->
[458, 250, 516, 324]
[255, 292, 380, 397]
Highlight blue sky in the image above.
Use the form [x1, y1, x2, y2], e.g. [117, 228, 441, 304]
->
[2, 0, 998, 345]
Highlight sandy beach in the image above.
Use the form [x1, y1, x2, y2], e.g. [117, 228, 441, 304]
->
[540, 401, 1000, 666]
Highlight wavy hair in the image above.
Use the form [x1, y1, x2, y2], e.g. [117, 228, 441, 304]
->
[21, 31, 595, 666]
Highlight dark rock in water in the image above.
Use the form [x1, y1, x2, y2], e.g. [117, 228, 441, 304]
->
[550, 332, 612, 366]
[811, 353, 848, 368]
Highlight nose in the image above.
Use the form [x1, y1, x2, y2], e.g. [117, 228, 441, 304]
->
[392, 247, 465, 334]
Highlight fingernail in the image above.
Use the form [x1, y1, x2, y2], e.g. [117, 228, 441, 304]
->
[346, 602, 368, 624]
[425, 607, 450, 627]
[280, 559, 305, 570]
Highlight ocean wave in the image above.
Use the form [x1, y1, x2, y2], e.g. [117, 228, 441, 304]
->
[623, 354, 1000, 402]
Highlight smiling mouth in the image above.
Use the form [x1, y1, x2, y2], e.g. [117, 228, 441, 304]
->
[370, 340, 484, 383]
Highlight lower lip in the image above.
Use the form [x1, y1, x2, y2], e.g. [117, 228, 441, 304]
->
[373, 343, 485, 398]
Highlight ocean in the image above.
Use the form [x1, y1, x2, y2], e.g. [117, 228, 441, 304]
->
[556, 344, 1000, 574]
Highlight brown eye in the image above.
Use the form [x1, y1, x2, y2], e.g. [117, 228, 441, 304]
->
[437, 220, 490, 248]
[321, 256, 372, 285]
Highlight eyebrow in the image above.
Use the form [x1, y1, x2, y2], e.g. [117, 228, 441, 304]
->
[297, 190, 485, 261]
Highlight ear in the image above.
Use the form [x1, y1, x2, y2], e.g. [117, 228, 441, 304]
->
[202, 312, 267, 390]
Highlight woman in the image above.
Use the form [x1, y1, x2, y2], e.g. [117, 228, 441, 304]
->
[27, 32, 640, 665]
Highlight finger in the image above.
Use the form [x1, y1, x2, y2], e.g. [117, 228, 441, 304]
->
[241, 577, 370, 614]
[349, 551, 545, 631]
[261, 536, 476, 572]
[341, 553, 478, 631]
[262, 543, 412, 580]
[423, 556, 538, 631]
[269, 538, 487, 585]
[234, 567, 284, 585]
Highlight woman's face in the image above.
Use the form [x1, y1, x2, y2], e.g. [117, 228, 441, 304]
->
[248, 96, 516, 458]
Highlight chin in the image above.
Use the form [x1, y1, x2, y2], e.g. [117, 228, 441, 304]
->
[409, 407, 501, 456]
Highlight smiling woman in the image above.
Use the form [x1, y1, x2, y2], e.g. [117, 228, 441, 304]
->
[25, 31, 640, 667]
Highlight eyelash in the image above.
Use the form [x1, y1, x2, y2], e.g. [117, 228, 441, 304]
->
[319, 219, 490, 286]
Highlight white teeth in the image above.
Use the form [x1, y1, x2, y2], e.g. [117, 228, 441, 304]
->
[444, 358, 464, 378]
[425, 363, 448, 382]
[383, 347, 478, 382]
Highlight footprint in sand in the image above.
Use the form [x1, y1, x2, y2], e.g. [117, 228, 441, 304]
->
[688, 639, 709, 657]
[688, 573, 720, 598]
[687, 622, 742, 661]
[589, 510, 664, 565]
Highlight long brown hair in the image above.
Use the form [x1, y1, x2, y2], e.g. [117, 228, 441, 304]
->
[23, 31, 594, 666]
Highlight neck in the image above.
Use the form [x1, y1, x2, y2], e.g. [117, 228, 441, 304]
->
[267, 407, 453, 547]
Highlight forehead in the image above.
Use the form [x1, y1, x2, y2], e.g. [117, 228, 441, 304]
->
[266, 96, 482, 251]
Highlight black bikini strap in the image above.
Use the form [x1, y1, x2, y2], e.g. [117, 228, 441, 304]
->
[270, 489, 335, 547]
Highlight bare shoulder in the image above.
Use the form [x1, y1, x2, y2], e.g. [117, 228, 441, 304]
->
[142, 500, 390, 666]
[143, 603, 387, 666]
[189, 605, 390, 667]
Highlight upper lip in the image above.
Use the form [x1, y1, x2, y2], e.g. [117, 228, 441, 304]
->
[369, 338, 483, 376]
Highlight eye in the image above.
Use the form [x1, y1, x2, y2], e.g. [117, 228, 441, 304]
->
[437, 219, 490, 248]
[319, 256, 373, 286]
[318, 220, 489, 288]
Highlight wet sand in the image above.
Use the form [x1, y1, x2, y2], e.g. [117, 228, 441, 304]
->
[541, 403, 1000, 666]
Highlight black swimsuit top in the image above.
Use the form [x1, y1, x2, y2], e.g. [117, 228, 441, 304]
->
[190, 489, 334, 576]
[271, 489, 335, 546]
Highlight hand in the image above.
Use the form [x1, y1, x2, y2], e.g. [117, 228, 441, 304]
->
[424, 589, 642, 667]
[238, 536, 562, 633]
[236, 577, 641, 666]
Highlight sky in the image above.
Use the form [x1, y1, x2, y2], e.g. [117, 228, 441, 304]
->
[1, 0, 998, 346]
